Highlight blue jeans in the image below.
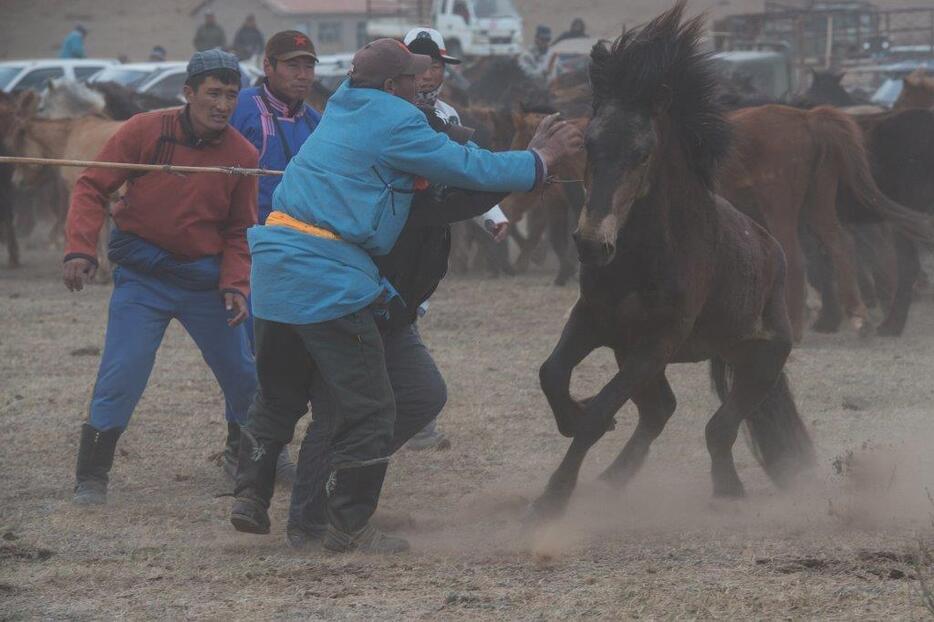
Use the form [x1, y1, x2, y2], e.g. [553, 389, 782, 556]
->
[287, 323, 447, 532]
[88, 266, 256, 431]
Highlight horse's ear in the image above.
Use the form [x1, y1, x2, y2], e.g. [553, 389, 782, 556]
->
[652, 84, 673, 116]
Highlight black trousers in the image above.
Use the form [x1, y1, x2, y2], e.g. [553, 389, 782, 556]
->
[245, 312, 395, 469]
[287, 323, 447, 530]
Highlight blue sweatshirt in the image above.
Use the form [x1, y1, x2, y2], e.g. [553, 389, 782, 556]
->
[249, 81, 541, 325]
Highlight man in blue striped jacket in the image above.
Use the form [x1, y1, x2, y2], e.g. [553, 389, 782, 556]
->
[228, 30, 322, 486]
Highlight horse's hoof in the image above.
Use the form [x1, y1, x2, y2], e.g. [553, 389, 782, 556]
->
[875, 321, 903, 338]
[811, 315, 841, 333]
[854, 319, 875, 340]
[712, 482, 746, 499]
[521, 496, 565, 527]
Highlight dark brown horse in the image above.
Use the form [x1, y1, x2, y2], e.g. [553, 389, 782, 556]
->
[529, 3, 814, 521]
[801, 108, 934, 336]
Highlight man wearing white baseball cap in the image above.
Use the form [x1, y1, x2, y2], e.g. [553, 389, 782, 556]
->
[402, 26, 509, 450]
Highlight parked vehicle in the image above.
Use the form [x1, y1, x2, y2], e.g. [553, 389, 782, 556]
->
[366, 0, 523, 58]
[87, 62, 262, 103]
[544, 37, 599, 85]
[869, 58, 934, 107]
[0, 58, 117, 93]
[314, 53, 353, 91]
[711, 50, 795, 100]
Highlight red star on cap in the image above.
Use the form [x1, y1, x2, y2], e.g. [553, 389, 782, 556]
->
[294, 34, 308, 47]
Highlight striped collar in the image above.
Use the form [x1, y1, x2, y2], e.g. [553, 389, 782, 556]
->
[261, 80, 305, 118]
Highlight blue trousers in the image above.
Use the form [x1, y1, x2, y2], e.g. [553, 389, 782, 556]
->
[88, 266, 256, 431]
[287, 323, 446, 531]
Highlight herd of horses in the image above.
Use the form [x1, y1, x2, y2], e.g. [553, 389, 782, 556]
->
[1, 4, 934, 520]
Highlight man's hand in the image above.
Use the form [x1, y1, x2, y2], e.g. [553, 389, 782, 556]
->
[528, 113, 585, 172]
[224, 292, 250, 327]
[63, 257, 97, 292]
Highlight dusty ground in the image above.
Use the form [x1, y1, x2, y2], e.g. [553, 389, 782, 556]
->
[2, 240, 934, 620]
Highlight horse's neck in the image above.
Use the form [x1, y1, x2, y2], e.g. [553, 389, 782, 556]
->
[25, 119, 74, 158]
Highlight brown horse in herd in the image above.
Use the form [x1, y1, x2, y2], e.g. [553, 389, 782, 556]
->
[499, 109, 586, 286]
[530, 3, 814, 521]
[1, 90, 123, 272]
[720, 104, 933, 341]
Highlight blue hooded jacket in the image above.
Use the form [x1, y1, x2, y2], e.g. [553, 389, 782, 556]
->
[249, 81, 540, 324]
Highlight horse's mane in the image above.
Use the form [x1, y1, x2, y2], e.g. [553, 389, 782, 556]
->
[90, 82, 178, 121]
[589, 1, 730, 189]
[41, 78, 107, 118]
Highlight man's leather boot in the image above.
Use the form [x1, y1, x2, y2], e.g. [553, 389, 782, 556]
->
[322, 462, 410, 554]
[229, 428, 283, 535]
[73, 424, 122, 505]
[223, 422, 296, 488]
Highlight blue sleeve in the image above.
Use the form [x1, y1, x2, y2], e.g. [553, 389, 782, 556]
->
[381, 108, 539, 193]
[229, 96, 261, 152]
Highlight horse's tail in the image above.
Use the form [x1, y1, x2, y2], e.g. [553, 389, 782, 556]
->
[709, 358, 816, 488]
[806, 106, 934, 244]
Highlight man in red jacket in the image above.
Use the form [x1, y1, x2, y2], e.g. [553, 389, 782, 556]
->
[63, 49, 260, 506]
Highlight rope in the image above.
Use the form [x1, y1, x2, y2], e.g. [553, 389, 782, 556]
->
[0, 155, 283, 177]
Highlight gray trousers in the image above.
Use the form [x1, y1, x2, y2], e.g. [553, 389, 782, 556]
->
[287, 322, 447, 531]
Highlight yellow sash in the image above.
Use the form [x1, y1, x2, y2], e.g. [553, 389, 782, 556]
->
[265, 210, 341, 241]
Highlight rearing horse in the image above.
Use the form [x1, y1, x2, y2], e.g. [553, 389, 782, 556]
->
[530, 3, 815, 521]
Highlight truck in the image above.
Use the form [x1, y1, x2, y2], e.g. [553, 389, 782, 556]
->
[365, 0, 523, 58]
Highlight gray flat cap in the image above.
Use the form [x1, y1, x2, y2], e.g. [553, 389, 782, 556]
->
[187, 48, 241, 79]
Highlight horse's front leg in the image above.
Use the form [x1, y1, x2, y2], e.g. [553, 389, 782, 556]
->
[538, 301, 602, 438]
[530, 334, 683, 523]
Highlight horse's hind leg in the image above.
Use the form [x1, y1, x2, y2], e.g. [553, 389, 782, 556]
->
[707, 339, 790, 497]
[806, 170, 869, 334]
[877, 233, 919, 337]
[599, 369, 676, 488]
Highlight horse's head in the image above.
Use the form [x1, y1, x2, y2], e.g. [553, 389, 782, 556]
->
[573, 2, 730, 268]
[574, 98, 659, 267]
[896, 69, 934, 111]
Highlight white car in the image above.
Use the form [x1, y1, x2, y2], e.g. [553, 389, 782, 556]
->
[544, 37, 600, 85]
[314, 53, 353, 91]
[0, 58, 118, 93]
[88, 62, 263, 103]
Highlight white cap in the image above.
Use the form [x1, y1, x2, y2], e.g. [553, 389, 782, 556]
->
[403, 27, 461, 64]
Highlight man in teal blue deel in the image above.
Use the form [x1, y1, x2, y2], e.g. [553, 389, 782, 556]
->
[230, 38, 582, 553]
[60, 25, 87, 59]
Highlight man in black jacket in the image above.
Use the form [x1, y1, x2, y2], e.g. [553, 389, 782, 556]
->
[285, 109, 507, 550]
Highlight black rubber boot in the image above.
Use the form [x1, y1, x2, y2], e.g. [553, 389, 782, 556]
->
[222, 422, 240, 481]
[229, 428, 283, 535]
[73, 423, 122, 506]
[322, 462, 410, 554]
[223, 423, 295, 489]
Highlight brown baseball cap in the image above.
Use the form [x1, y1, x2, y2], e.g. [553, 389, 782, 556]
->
[265, 30, 318, 62]
[349, 38, 432, 86]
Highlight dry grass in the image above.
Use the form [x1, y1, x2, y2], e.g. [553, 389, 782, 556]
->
[2, 242, 934, 620]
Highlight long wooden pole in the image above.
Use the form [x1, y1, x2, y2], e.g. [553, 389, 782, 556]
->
[0, 155, 283, 177]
